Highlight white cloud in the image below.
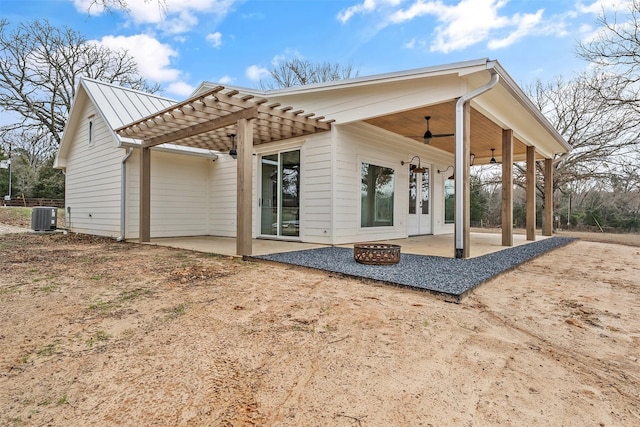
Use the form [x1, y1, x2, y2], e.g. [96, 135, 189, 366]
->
[76, 0, 237, 34]
[337, 0, 402, 23]
[128, 0, 237, 34]
[576, 0, 628, 14]
[72, 0, 106, 15]
[159, 10, 199, 35]
[487, 10, 543, 49]
[166, 81, 195, 97]
[270, 49, 303, 67]
[403, 38, 427, 49]
[339, 0, 553, 52]
[246, 65, 270, 81]
[206, 32, 223, 48]
[218, 75, 235, 84]
[92, 34, 180, 82]
[387, 0, 548, 53]
[388, 0, 442, 23]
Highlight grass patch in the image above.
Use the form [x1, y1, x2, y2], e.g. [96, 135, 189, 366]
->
[6, 416, 23, 426]
[119, 288, 151, 302]
[0, 285, 21, 295]
[164, 303, 188, 320]
[39, 284, 59, 293]
[87, 330, 111, 347]
[88, 299, 113, 312]
[87, 288, 151, 315]
[35, 344, 56, 357]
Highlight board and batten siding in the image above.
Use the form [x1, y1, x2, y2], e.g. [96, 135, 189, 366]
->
[126, 150, 211, 238]
[64, 101, 123, 237]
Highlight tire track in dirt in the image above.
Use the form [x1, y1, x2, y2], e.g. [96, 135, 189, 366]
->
[470, 298, 640, 405]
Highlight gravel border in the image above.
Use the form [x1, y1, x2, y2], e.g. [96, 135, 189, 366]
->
[251, 237, 576, 302]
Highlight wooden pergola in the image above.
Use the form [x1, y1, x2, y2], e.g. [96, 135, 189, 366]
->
[115, 86, 333, 256]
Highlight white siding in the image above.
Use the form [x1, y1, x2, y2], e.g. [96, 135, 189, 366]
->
[209, 155, 238, 237]
[330, 123, 455, 244]
[300, 133, 333, 243]
[264, 74, 465, 125]
[64, 102, 123, 237]
[126, 150, 211, 238]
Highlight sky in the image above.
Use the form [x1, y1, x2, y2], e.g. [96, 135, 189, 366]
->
[0, 0, 630, 100]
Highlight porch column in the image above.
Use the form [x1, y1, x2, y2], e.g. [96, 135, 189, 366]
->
[236, 118, 253, 256]
[543, 158, 554, 236]
[454, 102, 472, 258]
[139, 146, 151, 242]
[526, 145, 536, 241]
[501, 129, 513, 246]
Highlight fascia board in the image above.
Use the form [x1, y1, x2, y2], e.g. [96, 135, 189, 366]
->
[492, 62, 571, 153]
[194, 58, 492, 100]
[55, 80, 88, 169]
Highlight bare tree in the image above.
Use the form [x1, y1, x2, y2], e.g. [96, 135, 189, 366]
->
[0, 19, 158, 145]
[86, 0, 166, 14]
[518, 74, 640, 200]
[577, 0, 640, 111]
[261, 58, 359, 89]
[0, 129, 55, 169]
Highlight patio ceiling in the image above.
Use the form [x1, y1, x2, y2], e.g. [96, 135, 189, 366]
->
[115, 86, 333, 150]
[364, 100, 528, 164]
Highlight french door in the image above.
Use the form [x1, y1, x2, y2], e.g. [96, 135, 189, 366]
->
[260, 150, 300, 238]
[407, 165, 432, 235]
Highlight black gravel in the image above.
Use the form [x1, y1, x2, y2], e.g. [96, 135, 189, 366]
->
[251, 237, 576, 302]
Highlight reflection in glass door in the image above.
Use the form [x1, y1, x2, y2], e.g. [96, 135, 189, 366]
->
[260, 150, 300, 238]
[407, 166, 432, 235]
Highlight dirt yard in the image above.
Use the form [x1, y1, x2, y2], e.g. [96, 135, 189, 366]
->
[1, 227, 639, 425]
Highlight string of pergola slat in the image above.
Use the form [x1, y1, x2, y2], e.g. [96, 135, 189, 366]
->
[115, 85, 333, 151]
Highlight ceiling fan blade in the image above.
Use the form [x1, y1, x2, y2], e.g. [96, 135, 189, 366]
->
[432, 133, 454, 138]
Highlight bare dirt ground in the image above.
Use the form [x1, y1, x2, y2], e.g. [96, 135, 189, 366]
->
[1, 223, 639, 425]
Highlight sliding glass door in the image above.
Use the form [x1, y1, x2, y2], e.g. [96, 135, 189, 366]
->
[260, 150, 300, 238]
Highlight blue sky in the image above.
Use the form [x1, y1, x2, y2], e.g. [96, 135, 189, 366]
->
[0, 0, 628, 99]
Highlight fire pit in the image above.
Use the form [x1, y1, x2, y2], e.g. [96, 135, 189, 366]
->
[353, 243, 401, 265]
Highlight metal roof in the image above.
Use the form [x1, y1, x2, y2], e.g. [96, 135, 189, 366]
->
[56, 78, 221, 168]
[80, 77, 177, 130]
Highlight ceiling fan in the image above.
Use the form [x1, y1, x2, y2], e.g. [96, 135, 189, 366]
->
[408, 116, 454, 144]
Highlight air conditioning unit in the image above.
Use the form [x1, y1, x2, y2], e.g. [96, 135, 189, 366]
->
[31, 207, 57, 231]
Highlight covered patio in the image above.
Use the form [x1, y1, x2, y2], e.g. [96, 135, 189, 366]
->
[115, 59, 570, 259]
[146, 231, 551, 258]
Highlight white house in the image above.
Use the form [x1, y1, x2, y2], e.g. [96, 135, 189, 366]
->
[55, 58, 570, 258]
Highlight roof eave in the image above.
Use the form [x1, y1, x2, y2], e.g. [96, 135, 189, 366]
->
[195, 58, 494, 99]
[492, 62, 571, 153]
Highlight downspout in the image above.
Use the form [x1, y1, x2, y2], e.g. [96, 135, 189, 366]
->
[117, 148, 133, 241]
[454, 63, 500, 258]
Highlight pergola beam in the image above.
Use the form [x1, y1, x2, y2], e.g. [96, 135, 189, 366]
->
[142, 106, 258, 148]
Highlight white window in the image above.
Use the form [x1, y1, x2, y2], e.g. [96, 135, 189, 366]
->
[361, 162, 394, 227]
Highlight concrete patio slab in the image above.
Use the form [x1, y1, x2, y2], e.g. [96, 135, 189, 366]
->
[144, 232, 550, 259]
